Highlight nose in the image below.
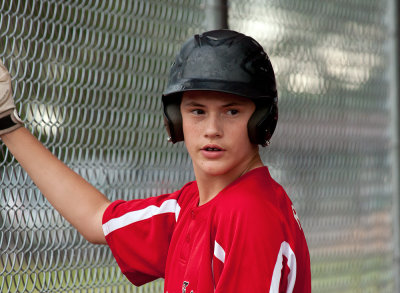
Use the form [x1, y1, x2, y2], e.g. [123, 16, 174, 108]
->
[204, 113, 223, 139]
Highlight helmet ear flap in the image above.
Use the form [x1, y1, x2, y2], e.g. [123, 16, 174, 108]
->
[162, 95, 184, 143]
[247, 100, 278, 146]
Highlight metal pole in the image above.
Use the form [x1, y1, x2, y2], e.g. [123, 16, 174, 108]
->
[203, 0, 228, 30]
[389, 0, 399, 290]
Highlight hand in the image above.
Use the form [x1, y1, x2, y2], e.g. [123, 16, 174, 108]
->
[0, 60, 23, 135]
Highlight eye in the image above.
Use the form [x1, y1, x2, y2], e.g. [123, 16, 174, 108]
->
[227, 109, 239, 115]
[191, 109, 205, 115]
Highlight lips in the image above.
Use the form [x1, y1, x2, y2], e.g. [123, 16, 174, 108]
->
[200, 144, 226, 159]
[201, 144, 225, 151]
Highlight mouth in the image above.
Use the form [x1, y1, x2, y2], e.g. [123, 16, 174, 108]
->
[201, 145, 225, 152]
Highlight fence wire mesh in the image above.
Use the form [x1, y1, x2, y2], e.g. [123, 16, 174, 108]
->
[0, 0, 204, 292]
[0, 0, 395, 292]
[229, 0, 394, 292]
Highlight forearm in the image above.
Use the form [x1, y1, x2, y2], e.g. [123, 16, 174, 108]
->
[1, 127, 110, 244]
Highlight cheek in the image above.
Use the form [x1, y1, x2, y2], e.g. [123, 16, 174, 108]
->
[229, 121, 256, 152]
[182, 118, 199, 149]
[228, 120, 249, 139]
[182, 118, 195, 138]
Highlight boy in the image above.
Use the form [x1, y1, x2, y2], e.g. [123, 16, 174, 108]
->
[0, 29, 311, 292]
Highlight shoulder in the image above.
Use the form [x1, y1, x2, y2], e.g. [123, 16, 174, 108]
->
[218, 167, 291, 215]
[213, 167, 300, 236]
[175, 180, 199, 208]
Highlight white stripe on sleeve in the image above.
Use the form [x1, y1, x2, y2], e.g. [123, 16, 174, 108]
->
[214, 240, 226, 263]
[269, 241, 297, 293]
[102, 199, 181, 236]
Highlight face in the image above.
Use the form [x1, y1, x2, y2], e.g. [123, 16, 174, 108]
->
[180, 90, 261, 179]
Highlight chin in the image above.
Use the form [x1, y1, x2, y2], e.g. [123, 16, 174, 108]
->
[197, 162, 234, 177]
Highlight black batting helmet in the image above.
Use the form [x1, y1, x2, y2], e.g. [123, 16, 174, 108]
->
[162, 29, 278, 146]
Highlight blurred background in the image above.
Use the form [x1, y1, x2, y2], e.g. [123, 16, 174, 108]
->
[0, 0, 397, 292]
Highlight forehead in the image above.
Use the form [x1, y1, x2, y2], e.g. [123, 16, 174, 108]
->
[181, 90, 254, 106]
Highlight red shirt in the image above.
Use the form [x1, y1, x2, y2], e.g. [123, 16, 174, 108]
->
[102, 167, 311, 292]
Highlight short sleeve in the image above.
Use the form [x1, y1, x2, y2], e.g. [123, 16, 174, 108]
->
[102, 192, 182, 286]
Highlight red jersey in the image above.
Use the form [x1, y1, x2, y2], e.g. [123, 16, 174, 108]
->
[102, 167, 311, 292]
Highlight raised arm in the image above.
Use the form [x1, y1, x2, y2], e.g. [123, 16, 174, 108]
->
[0, 61, 110, 244]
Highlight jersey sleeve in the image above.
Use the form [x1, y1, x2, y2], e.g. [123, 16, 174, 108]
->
[102, 191, 183, 286]
[212, 197, 311, 293]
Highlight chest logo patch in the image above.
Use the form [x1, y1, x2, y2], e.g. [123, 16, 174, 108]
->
[182, 281, 194, 293]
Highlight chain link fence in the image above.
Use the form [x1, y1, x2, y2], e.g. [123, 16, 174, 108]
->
[229, 0, 395, 292]
[0, 0, 396, 292]
[1, 1, 204, 292]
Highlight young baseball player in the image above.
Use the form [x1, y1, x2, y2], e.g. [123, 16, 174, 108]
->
[0, 30, 311, 292]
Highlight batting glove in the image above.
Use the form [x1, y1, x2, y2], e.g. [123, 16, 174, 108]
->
[0, 60, 23, 136]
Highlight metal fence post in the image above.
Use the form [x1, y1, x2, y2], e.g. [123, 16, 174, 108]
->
[389, 0, 400, 291]
[203, 0, 228, 30]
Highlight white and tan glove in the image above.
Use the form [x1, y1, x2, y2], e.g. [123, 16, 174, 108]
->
[0, 60, 23, 135]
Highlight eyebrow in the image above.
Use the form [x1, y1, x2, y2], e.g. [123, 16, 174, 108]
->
[182, 101, 205, 107]
[182, 101, 245, 107]
[221, 102, 244, 107]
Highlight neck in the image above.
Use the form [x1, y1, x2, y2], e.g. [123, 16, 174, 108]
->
[194, 153, 263, 206]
